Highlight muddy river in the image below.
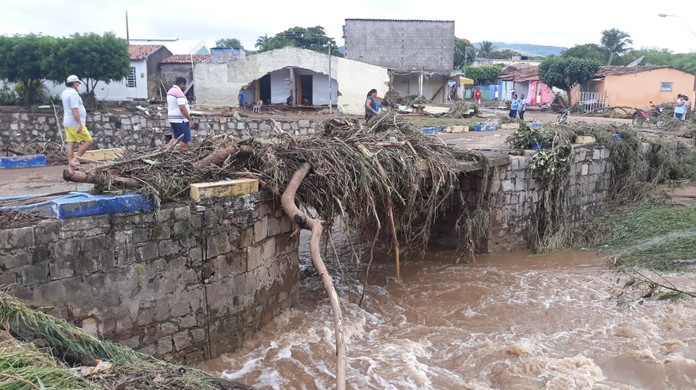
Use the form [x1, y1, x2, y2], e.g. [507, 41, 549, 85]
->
[200, 248, 696, 389]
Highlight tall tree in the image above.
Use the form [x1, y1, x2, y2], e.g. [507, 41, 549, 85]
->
[256, 26, 342, 56]
[454, 37, 476, 69]
[600, 28, 633, 65]
[562, 43, 607, 64]
[50, 32, 130, 98]
[463, 65, 501, 84]
[538, 57, 600, 105]
[477, 41, 496, 58]
[215, 38, 244, 50]
[0, 34, 58, 106]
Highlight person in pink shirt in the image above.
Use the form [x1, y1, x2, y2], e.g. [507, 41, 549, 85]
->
[166, 77, 194, 149]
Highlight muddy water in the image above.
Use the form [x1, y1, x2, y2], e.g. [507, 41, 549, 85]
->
[200, 249, 696, 389]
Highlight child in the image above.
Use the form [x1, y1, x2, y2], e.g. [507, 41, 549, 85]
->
[518, 94, 527, 120]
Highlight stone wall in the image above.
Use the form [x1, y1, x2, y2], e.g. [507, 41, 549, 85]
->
[0, 192, 298, 363]
[486, 145, 612, 252]
[0, 111, 317, 152]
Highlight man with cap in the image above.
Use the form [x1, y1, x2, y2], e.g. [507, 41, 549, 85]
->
[61, 75, 92, 168]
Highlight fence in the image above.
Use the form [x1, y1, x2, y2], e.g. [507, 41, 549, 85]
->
[574, 91, 608, 112]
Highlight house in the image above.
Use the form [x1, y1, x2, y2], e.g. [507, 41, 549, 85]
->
[343, 19, 456, 103]
[498, 65, 555, 106]
[159, 54, 211, 100]
[573, 66, 696, 110]
[193, 47, 389, 115]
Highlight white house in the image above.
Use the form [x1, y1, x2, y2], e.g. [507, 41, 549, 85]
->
[194, 47, 390, 115]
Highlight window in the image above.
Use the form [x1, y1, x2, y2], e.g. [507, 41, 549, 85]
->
[660, 82, 673, 92]
[126, 67, 136, 88]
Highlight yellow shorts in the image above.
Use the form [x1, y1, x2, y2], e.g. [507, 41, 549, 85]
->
[65, 126, 93, 142]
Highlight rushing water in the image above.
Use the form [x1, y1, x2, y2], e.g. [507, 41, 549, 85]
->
[199, 248, 696, 390]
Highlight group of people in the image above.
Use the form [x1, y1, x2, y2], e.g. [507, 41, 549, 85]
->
[508, 93, 527, 120]
[674, 94, 690, 121]
[61, 75, 194, 170]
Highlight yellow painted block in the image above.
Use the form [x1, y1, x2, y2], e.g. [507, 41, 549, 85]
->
[450, 125, 468, 133]
[83, 148, 123, 161]
[574, 136, 597, 144]
[190, 178, 259, 202]
[501, 123, 520, 130]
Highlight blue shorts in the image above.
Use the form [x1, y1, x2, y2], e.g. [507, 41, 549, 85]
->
[674, 113, 685, 121]
[170, 122, 192, 143]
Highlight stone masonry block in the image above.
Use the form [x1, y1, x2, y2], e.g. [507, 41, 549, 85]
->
[206, 232, 232, 259]
[581, 164, 589, 175]
[501, 180, 515, 192]
[190, 178, 259, 202]
[592, 149, 601, 160]
[254, 217, 269, 242]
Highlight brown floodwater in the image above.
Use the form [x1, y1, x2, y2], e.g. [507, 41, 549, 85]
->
[199, 247, 696, 390]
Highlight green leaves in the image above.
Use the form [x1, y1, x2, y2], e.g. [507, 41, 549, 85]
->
[538, 57, 601, 103]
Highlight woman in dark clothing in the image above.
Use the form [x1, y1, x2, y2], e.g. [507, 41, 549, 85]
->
[365, 89, 379, 120]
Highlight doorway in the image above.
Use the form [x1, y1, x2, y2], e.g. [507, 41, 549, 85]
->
[259, 74, 271, 104]
[299, 75, 313, 106]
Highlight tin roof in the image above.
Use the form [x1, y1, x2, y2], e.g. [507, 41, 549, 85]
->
[597, 65, 672, 76]
[128, 45, 166, 60]
[160, 54, 211, 64]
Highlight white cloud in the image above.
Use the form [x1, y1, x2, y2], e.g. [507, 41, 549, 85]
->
[1, 0, 694, 53]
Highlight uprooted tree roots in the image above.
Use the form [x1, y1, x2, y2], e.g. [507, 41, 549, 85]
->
[63, 112, 488, 389]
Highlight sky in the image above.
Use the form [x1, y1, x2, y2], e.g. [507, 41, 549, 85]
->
[1, 0, 695, 54]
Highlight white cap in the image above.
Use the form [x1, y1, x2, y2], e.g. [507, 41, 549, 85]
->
[66, 75, 83, 84]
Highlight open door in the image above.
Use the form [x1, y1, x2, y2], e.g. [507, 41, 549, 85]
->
[299, 75, 313, 106]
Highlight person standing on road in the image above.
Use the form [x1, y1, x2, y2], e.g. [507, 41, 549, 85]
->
[518, 94, 527, 120]
[61, 75, 93, 169]
[167, 77, 194, 150]
[238, 87, 246, 110]
[509, 93, 519, 119]
[474, 87, 482, 105]
[365, 89, 380, 121]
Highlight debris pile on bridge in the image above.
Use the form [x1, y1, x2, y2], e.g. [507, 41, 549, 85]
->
[0, 291, 252, 389]
[65, 112, 489, 257]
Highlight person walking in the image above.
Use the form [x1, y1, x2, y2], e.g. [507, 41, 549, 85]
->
[509, 93, 519, 119]
[166, 77, 194, 150]
[365, 89, 380, 121]
[518, 94, 527, 120]
[61, 75, 93, 169]
[474, 87, 482, 105]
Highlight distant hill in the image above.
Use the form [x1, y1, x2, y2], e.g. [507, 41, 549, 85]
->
[481, 42, 567, 57]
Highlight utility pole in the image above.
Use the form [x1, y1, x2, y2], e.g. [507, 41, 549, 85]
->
[328, 43, 332, 114]
[125, 11, 129, 45]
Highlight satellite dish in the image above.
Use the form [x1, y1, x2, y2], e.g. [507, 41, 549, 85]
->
[626, 56, 644, 67]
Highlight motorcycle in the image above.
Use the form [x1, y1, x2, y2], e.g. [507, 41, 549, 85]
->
[556, 108, 570, 124]
[632, 102, 666, 129]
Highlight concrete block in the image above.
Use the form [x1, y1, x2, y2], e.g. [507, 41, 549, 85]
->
[81, 148, 123, 161]
[0, 154, 47, 168]
[500, 123, 519, 130]
[190, 178, 259, 202]
[50, 192, 155, 220]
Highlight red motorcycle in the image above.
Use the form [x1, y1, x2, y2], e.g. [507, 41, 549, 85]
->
[632, 102, 666, 129]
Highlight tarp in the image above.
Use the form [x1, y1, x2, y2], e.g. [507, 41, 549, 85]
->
[460, 77, 474, 85]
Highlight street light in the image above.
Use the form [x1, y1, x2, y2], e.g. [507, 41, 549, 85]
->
[658, 13, 696, 39]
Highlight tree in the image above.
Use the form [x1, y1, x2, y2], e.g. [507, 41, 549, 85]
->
[0, 34, 58, 106]
[477, 41, 496, 58]
[562, 44, 607, 64]
[600, 28, 633, 65]
[538, 57, 601, 105]
[256, 26, 343, 56]
[463, 65, 501, 84]
[49, 32, 130, 99]
[454, 37, 476, 69]
[488, 49, 522, 60]
[215, 38, 244, 50]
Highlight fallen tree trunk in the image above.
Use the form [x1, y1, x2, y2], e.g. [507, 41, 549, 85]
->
[62, 169, 139, 188]
[280, 162, 346, 390]
[196, 144, 254, 167]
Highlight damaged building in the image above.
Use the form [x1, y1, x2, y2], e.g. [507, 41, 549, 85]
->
[193, 47, 389, 115]
[343, 19, 457, 103]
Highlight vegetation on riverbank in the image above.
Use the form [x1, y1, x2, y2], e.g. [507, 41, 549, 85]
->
[0, 291, 251, 389]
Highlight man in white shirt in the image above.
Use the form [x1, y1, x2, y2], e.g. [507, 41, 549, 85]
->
[166, 77, 194, 149]
[61, 75, 93, 168]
